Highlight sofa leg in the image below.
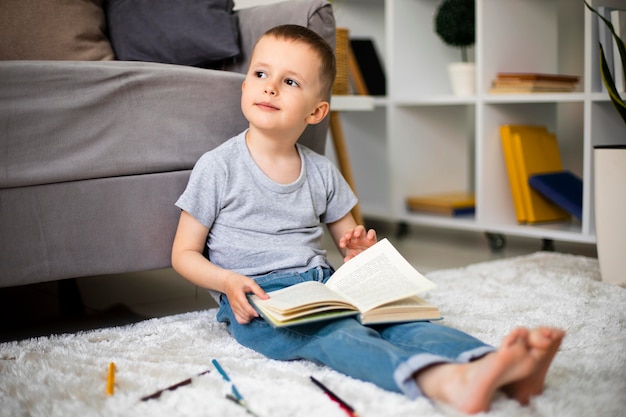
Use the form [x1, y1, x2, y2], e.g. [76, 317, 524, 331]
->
[58, 278, 85, 317]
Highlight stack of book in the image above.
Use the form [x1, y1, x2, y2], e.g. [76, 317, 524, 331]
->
[490, 73, 579, 94]
[406, 192, 475, 217]
[500, 125, 582, 223]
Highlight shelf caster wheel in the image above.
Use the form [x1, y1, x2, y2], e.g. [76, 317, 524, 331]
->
[485, 232, 506, 252]
[396, 222, 409, 239]
[541, 238, 555, 252]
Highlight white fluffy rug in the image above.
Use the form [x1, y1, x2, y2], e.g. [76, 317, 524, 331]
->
[1, 252, 625, 417]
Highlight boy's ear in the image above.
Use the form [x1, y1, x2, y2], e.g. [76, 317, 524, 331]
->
[306, 100, 330, 125]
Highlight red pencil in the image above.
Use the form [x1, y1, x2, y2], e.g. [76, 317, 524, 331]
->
[310, 376, 359, 417]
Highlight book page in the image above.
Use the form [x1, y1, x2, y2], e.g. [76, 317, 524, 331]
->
[326, 239, 436, 313]
[249, 281, 353, 314]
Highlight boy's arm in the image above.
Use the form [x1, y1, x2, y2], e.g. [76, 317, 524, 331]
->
[327, 212, 377, 262]
[171, 210, 268, 324]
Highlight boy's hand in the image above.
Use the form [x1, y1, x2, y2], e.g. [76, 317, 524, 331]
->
[339, 225, 377, 262]
[223, 273, 269, 324]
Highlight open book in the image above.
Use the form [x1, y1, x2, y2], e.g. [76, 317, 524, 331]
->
[248, 239, 440, 327]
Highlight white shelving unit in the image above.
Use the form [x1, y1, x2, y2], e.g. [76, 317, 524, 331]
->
[334, 0, 626, 247]
[330, 95, 375, 111]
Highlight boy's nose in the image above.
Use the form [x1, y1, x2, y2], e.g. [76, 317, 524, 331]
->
[264, 83, 277, 96]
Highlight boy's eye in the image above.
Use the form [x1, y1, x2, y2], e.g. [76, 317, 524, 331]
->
[285, 79, 300, 87]
[255, 71, 267, 79]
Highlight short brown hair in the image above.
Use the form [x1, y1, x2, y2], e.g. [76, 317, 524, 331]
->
[260, 24, 336, 99]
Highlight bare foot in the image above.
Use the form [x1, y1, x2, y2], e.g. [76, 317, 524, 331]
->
[416, 327, 539, 414]
[503, 327, 565, 404]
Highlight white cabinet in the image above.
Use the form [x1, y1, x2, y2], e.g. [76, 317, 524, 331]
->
[336, 0, 626, 246]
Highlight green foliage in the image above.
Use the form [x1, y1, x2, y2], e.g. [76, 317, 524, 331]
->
[434, 0, 475, 62]
[584, 1, 626, 125]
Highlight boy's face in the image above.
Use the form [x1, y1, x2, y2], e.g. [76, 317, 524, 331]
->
[242, 35, 329, 138]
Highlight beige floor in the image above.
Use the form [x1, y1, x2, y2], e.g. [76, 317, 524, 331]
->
[0, 220, 596, 342]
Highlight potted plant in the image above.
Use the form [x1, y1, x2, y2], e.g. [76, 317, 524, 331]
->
[434, 0, 475, 96]
[584, 1, 626, 286]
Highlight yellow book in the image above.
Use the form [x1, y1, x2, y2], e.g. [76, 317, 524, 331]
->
[511, 131, 570, 223]
[406, 192, 475, 216]
[500, 125, 548, 222]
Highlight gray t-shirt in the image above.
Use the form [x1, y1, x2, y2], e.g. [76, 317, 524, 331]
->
[175, 130, 357, 278]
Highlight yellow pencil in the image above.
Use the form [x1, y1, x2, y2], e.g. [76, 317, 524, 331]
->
[106, 362, 116, 396]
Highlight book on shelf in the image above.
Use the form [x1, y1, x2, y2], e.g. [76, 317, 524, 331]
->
[494, 73, 580, 83]
[248, 239, 440, 328]
[529, 171, 583, 221]
[500, 125, 548, 223]
[511, 129, 570, 223]
[500, 125, 571, 223]
[611, 9, 626, 92]
[406, 192, 475, 217]
[490, 73, 579, 94]
[349, 39, 386, 96]
[490, 85, 577, 94]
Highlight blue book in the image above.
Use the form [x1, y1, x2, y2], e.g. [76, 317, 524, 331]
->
[528, 171, 583, 220]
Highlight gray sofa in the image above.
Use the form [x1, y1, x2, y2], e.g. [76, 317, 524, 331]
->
[0, 0, 335, 288]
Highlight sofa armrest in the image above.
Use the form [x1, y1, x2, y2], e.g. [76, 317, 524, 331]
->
[227, 0, 335, 75]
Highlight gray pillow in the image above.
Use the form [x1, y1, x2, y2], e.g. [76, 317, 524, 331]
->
[105, 0, 240, 68]
[0, 0, 114, 61]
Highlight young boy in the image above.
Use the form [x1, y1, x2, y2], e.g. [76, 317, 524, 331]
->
[172, 24, 564, 414]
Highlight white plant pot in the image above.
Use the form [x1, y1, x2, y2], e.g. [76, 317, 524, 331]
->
[447, 62, 475, 96]
[594, 146, 626, 286]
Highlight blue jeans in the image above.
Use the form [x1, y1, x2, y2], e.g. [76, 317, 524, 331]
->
[216, 267, 495, 399]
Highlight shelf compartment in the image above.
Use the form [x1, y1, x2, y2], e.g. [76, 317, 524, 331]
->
[389, 0, 474, 99]
[480, 102, 587, 232]
[481, 0, 584, 96]
[389, 104, 475, 219]
[337, 107, 390, 219]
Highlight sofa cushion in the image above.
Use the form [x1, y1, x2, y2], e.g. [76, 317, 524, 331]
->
[0, 0, 114, 60]
[105, 0, 240, 68]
